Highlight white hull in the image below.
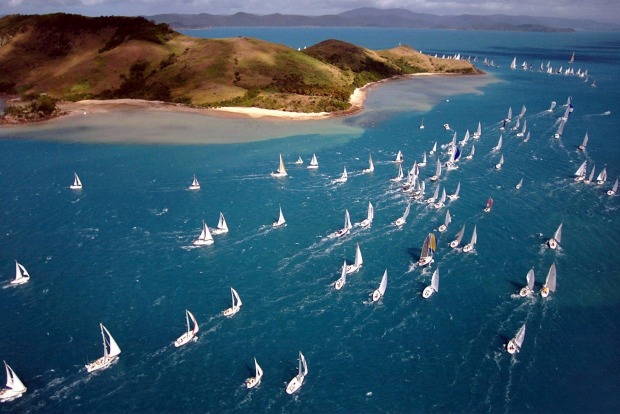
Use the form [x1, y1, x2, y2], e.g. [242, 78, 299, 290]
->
[358, 218, 371, 228]
[286, 375, 304, 394]
[483, 207, 491, 213]
[193, 238, 214, 246]
[422, 286, 435, 298]
[540, 287, 550, 298]
[174, 331, 197, 347]
[211, 228, 228, 235]
[362, 168, 373, 173]
[429, 175, 438, 181]
[331, 228, 349, 238]
[608, 190, 616, 196]
[462, 244, 474, 253]
[495, 163, 502, 170]
[519, 287, 532, 297]
[270, 172, 287, 178]
[85, 355, 118, 373]
[345, 264, 361, 274]
[334, 279, 345, 290]
[506, 340, 519, 354]
[306, 165, 318, 170]
[10, 277, 29, 285]
[188, 184, 200, 190]
[547, 239, 558, 250]
[246, 376, 261, 389]
[418, 257, 433, 267]
[447, 195, 459, 201]
[394, 217, 406, 227]
[372, 289, 382, 302]
[0, 390, 25, 402]
[438, 224, 447, 232]
[574, 176, 585, 182]
[222, 306, 240, 317]
[69, 184, 82, 190]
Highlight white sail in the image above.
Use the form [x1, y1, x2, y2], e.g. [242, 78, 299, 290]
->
[391, 163, 404, 182]
[448, 181, 461, 201]
[553, 223, 563, 245]
[516, 119, 527, 137]
[307, 153, 319, 169]
[70, 172, 83, 190]
[495, 154, 504, 170]
[394, 203, 410, 226]
[463, 224, 477, 252]
[189, 174, 200, 190]
[0, 361, 26, 402]
[430, 141, 437, 155]
[430, 158, 442, 181]
[346, 243, 363, 274]
[450, 224, 465, 248]
[193, 220, 214, 245]
[344, 209, 352, 230]
[510, 57, 517, 69]
[11, 261, 30, 285]
[585, 165, 595, 184]
[541, 263, 557, 297]
[212, 212, 229, 234]
[554, 119, 566, 138]
[608, 178, 618, 195]
[223, 287, 242, 316]
[357, 201, 374, 228]
[334, 165, 348, 183]
[526, 268, 535, 291]
[246, 357, 263, 389]
[493, 135, 503, 151]
[427, 184, 440, 203]
[516, 178, 523, 190]
[579, 132, 588, 150]
[465, 144, 475, 160]
[394, 150, 403, 163]
[507, 324, 526, 354]
[286, 352, 307, 394]
[175, 309, 199, 347]
[473, 121, 482, 139]
[101, 324, 121, 358]
[372, 269, 388, 301]
[335, 260, 347, 290]
[273, 205, 286, 227]
[506, 107, 513, 121]
[547, 101, 557, 112]
[271, 154, 288, 177]
[574, 161, 587, 178]
[438, 209, 451, 232]
[363, 153, 374, 173]
[597, 167, 608, 184]
[295, 156, 304, 164]
[431, 267, 439, 291]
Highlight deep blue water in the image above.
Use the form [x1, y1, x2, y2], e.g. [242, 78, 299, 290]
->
[1, 29, 619, 413]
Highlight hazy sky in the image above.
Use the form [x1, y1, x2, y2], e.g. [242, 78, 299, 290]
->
[2, 0, 619, 24]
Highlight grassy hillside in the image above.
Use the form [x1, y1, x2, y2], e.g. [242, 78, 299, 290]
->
[0, 14, 480, 114]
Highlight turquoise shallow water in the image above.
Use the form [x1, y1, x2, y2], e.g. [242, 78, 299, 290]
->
[1, 29, 619, 413]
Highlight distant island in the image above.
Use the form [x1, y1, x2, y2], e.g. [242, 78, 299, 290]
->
[0, 13, 480, 124]
[148, 7, 620, 33]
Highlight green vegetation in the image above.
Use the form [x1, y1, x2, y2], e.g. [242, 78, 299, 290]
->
[0, 14, 480, 117]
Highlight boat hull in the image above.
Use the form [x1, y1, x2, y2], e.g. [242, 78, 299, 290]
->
[10, 277, 29, 285]
[85, 355, 118, 373]
[331, 228, 349, 238]
[358, 219, 371, 228]
[211, 228, 228, 235]
[449, 240, 460, 248]
[222, 306, 240, 317]
[69, 185, 82, 190]
[334, 279, 345, 290]
[286, 375, 304, 394]
[372, 290, 382, 302]
[345, 264, 361, 274]
[462, 244, 474, 253]
[608, 190, 616, 196]
[0, 388, 26, 402]
[418, 257, 433, 267]
[193, 239, 214, 246]
[506, 340, 519, 354]
[246, 376, 261, 389]
[270, 172, 287, 178]
[438, 224, 447, 232]
[540, 287, 550, 298]
[547, 239, 558, 250]
[174, 332, 197, 347]
[422, 286, 435, 299]
[394, 218, 406, 227]
[519, 287, 532, 297]
[188, 185, 200, 190]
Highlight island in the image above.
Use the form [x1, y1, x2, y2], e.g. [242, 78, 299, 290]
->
[0, 13, 481, 124]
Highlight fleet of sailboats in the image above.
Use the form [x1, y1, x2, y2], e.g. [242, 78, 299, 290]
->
[222, 287, 243, 317]
[85, 323, 121, 373]
[174, 309, 199, 347]
[286, 352, 308, 394]
[422, 268, 439, 299]
[372, 269, 388, 302]
[0, 362, 27, 402]
[506, 323, 526, 354]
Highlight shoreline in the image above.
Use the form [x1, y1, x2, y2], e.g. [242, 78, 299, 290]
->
[0, 72, 484, 128]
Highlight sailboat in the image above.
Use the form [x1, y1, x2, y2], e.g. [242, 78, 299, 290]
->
[596, 166, 607, 185]
[334, 165, 348, 183]
[174, 309, 199, 347]
[540, 262, 557, 298]
[211, 212, 229, 235]
[394, 150, 404, 163]
[438, 210, 451, 232]
[419, 118, 425, 129]
[518, 104, 527, 119]
[70, 172, 83, 190]
[390, 163, 404, 182]
[443, 123, 451, 130]
[465, 144, 475, 160]
[394, 203, 410, 227]
[307, 153, 319, 169]
[10, 260, 30, 285]
[429, 142, 437, 155]
[222, 287, 242, 316]
[372, 269, 388, 302]
[495, 154, 504, 170]
[447, 182, 460, 201]
[286, 352, 308, 394]
[334, 260, 347, 290]
[426, 184, 440, 204]
[473, 122, 482, 139]
[433, 188, 447, 209]
[506, 324, 526, 354]
[569, 51, 575, 63]
[524, 132, 530, 143]
[450, 224, 465, 248]
[504, 107, 513, 122]
[573, 161, 587, 182]
[345, 243, 363, 274]
[511, 117, 520, 132]
[547, 222, 563, 250]
[516, 119, 527, 137]
[245, 357, 263, 389]
[0, 362, 27, 402]
[510, 57, 517, 70]
[578, 132, 588, 150]
[270, 154, 288, 178]
[331, 209, 352, 237]
[418, 233, 437, 267]
[515, 178, 523, 190]
[422, 267, 439, 299]
[483, 197, 493, 213]
[445, 146, 461, 170]
[519, 268, 535, 297]
[362, 153, 375, 173]
[608, 178, 618, 196]
[272, 205, 286, 228]
[547, 101, 557, 112]
[584, 164, 595, 184]
[193, 220, 214, 245]
[295, 156, 304, 165]
[357, 202, 374, 228]
[554, 119, 566, 139]
[493, 135, 503, 152]
[85, 323, 121, 373]
[459, 130, 470, 146]
[188, 174, 201, 190]
[419, 152, 427, 168]
[462, 224, 477, 253]
[430, 158, 442, 181]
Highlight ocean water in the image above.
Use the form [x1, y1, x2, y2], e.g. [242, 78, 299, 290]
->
[1, 29, 620, 413]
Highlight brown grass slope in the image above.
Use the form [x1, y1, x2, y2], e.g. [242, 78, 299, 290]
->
[0, 14, 479, 113]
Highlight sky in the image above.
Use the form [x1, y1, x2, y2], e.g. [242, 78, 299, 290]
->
[2, 0, 619, 24]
